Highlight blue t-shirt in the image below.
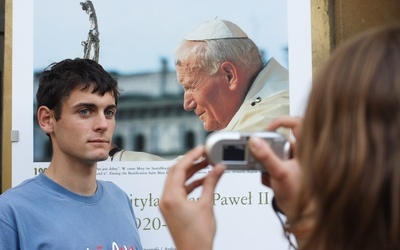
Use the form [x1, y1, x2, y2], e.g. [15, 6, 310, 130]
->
[0, 174, 143, 250]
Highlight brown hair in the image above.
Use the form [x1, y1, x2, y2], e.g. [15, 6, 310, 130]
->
[37, 58, 119, 120]
[297, 24, 400, 249]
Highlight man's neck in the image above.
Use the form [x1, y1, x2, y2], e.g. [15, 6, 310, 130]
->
[44, 161, 98, 196]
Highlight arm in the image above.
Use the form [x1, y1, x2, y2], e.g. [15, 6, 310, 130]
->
[159, 146, 225, 250]
[0, 218, 20, 249]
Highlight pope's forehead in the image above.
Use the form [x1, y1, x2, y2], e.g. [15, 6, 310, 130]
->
[176, 59, 203, 78]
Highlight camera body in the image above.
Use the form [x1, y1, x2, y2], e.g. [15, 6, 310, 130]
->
[205, 131, 290, 171]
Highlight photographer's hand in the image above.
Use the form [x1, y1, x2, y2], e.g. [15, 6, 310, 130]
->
[249, 116, 303, 216]
[159, 145, 225, 250]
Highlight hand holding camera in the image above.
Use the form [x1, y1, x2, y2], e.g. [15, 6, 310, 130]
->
[205, 131, 290, 171]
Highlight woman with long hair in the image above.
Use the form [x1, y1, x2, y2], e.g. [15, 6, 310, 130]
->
[159, 24, 400, 250]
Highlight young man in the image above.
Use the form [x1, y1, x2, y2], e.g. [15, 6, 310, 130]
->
[0, 58, 142, 249]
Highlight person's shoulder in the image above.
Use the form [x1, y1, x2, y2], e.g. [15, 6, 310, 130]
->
[263, 57, 288, 77]
[0, 177, 39, 198]
[97, 180, 131, 204]
[0, 177, 40, 208]
[97, 179, 126, 195]
[97, 179, 120, 189]
[266, 57, 286, 69]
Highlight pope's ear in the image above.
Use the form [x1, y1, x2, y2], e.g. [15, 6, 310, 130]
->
[221, 61, 238, 90]
[37, 106, 54, 134]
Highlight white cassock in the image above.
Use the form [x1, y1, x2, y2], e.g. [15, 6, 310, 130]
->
[223, 57, 290, 137]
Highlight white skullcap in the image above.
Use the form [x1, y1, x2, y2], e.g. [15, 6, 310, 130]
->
[184, 19, 248, 41]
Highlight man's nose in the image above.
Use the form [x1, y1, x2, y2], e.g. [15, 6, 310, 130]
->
[183, 92, 196, 111]
[94, 114, 108, 132]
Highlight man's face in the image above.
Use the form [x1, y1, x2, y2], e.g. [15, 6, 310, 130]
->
[176, 60, 235, 131]
[50, 86, 116, 164]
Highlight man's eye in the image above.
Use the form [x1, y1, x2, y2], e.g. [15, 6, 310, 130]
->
[79, 109, 90, 115]
[105, 109, 116, 118]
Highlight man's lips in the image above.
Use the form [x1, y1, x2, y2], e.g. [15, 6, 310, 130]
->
[88, 139, 109, 143]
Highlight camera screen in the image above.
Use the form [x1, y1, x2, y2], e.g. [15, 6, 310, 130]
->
[222, 144, 246, 161]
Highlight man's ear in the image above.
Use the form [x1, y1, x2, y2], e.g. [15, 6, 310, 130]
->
[37, 106, 54, 134]
[220, 61, 238, 91]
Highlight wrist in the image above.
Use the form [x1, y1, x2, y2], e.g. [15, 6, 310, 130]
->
[173, 231, 213, 250]
[175, 240, 213, 250]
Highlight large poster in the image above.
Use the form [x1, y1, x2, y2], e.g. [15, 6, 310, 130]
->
[11, 0, 312, 249]
[32, 0, 292, 162]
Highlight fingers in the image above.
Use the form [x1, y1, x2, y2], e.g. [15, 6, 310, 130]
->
[185, 164, 225, 200]
[185, 177, 206, 194]
[167, 145, 206, 186]
[162, 146, 207, 205]
[265, 116, 303, 139]
[186, 159, 209, 179]
[200, 164, 225, 204]
[248, 137, 287, 180]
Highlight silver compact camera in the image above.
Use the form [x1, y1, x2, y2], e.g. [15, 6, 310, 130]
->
[205, 131, 290, 171]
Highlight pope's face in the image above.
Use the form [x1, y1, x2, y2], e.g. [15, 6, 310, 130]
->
[176, 61, 234, 131]
[49, 85, 117, 164]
